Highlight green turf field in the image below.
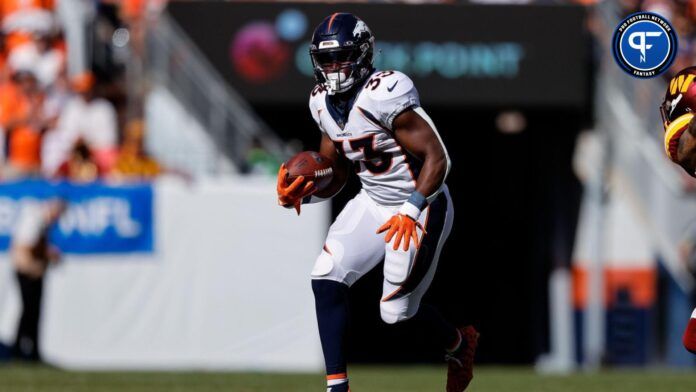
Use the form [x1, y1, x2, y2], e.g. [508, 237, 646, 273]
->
[1, 364, 695, 391]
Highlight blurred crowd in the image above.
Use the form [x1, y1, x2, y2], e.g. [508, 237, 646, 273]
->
[3, 0, 691, 184]
[0, 0, 162, 184]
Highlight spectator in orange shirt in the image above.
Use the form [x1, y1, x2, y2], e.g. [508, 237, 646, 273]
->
[1, 0, 53, 19]
[1, 0, 54, 53]
[2, 69, 47, 179]
[8, 30, 65, 89]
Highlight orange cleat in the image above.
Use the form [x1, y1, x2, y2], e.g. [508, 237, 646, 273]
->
[445, 326, 479, 392]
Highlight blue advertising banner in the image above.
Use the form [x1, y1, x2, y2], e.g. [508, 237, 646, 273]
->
[0, 180, 154, 254]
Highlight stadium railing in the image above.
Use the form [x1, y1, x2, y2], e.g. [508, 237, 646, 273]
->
[145, 13, 286, 173]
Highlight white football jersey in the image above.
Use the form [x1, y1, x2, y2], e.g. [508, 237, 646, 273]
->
[309, 70, 448, 206]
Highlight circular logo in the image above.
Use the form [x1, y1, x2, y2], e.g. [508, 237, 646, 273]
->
[230, 22, 290, 83]
[612, 12, 677, 78]
[275, 9, 307, 42]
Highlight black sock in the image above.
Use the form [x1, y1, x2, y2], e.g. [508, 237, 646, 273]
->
[409, 303, 459, 351]
[312, 279, 350, 378]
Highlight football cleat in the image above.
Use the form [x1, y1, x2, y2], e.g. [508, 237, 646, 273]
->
[327, 372, 349, 392]
[445, 326, 479, 392]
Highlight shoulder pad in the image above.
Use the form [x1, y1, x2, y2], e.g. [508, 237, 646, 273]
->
[309, 84, 328, 132]
[309, 84, 327, 107]
[361, 71, 420, 130]
[362, 70, 415, 101]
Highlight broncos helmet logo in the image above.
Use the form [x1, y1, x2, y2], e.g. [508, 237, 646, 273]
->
[353, 20, 370, 40]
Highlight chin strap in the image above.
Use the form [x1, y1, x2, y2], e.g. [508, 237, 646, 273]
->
[326, 78, 339, 95]
[325, 73, 355, 95]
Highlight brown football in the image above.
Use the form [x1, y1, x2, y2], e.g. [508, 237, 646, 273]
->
[285, 151, 334, 192]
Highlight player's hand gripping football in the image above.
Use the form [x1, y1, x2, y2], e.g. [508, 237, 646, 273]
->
[277, 163, 316, 215]
[377, 214, 426, 252]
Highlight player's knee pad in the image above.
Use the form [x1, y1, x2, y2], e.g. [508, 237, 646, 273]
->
[311, 251, 335, 278]
[311, 240, 359, 285]
[379, 298, 418, 325]
[383, 247, 415, 285]
[311, 239, 343, 279]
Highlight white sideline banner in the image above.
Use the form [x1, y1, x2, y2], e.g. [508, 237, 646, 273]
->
[0, 176, 327, 371]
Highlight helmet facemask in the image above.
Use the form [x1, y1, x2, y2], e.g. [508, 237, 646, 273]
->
[311, 42, 373, 95]
[660, 99, 671, 130]
[661, 93, 692, 131]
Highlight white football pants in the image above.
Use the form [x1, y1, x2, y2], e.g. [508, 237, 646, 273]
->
[311, 186, 454, 324]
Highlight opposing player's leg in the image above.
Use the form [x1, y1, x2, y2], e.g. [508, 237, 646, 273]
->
[684, 308, 696, 354]
[311, 191, 386, 391]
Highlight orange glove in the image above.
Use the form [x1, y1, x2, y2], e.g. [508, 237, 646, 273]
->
[277, 163, 315, 215]
[376, 214, 426, 252]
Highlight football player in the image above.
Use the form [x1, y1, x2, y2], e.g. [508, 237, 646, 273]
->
[660, 66, 696, 354]
[276, 13, 477, 392]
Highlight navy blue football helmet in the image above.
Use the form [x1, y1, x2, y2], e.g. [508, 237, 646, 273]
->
[309, 13, 375, 95]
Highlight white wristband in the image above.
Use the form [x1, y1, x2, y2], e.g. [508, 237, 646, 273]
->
[398, 201, 421, 221]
